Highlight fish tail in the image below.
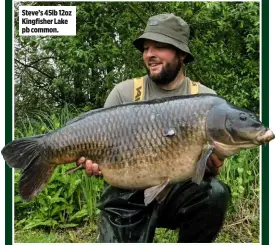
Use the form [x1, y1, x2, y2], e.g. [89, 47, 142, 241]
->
[1, 135, 56, 201]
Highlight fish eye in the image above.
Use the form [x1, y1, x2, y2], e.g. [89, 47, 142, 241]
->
[239, 113, 247, 121]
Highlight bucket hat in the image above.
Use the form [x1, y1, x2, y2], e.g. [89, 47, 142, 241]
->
[133, 13, 194, 64]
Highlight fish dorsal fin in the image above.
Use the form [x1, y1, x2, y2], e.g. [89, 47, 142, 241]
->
[66, 108, 105, 125]
[66, 94, 225, 126]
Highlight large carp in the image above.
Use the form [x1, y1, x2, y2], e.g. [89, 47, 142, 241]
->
[1, 94, 274, 205]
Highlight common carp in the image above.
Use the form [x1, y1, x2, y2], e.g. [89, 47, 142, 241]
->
[1, 94, 274, 205]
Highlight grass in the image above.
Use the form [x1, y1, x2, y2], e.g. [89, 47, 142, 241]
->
[14, 222, 99, 243]
[14, 205, 259, 243]
[216, 198, 259, 243]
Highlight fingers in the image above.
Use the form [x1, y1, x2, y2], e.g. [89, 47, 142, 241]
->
[85, 160, 102, 177]
[76, 157, 102, 177]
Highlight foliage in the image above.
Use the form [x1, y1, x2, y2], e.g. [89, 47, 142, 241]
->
[186, 2, 260, 112]
[15, 166, 103, 230]
[14, 107, 103, 230]
[220, 148, 259, 204]
[14, 1, 259, 123]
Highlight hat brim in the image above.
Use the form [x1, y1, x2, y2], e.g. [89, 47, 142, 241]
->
[133, 32, 194, 64]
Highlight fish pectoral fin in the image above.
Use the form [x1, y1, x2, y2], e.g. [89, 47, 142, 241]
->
[192, 145, 214, 185]
[65, 164, 84, 174]
[144, 178, 170, 206]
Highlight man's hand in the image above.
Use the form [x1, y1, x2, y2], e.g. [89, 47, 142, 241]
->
[77, 157, 102, 177]
[205, 153, 224, 177]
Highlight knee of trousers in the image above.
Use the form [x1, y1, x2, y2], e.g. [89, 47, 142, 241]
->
[206, 177, 231, 212]
[157, 178, 231, 230]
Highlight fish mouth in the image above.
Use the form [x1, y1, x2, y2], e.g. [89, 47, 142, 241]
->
[255, 128, 275, 144]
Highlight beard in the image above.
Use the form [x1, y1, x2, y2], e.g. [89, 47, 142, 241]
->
[145, 57, 182, 85]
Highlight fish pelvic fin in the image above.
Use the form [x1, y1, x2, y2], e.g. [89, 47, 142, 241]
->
[1, 135, 56, 201]
[192, 145, 214, 185]
[144, 178, 170, 206]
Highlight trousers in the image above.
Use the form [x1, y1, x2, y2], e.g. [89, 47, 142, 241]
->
[97, 177, 231, 243]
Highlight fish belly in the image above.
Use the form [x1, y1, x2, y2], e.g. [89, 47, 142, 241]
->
[101, 144, 203, 189]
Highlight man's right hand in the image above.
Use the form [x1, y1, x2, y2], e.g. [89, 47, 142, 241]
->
[77, 157, 102, 177]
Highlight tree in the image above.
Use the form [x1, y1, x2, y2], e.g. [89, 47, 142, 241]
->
[14, 2, 260, 124]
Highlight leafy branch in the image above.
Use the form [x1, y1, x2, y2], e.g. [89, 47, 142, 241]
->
[15, 58, 55, 79]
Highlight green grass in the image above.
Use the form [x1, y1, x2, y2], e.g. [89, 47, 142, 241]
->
[14, 206, 259, 243]
[14, 222, 98, 243]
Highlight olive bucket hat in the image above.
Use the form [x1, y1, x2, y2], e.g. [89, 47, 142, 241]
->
[133, 13, 194, 64]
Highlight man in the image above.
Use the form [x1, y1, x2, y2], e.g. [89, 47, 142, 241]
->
[78, 13, 231, 243]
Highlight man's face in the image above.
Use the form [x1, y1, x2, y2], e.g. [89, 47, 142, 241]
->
[143, 40, 184, 85]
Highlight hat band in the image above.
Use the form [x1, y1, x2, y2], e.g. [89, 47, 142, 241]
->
[145, 25, 189, 44]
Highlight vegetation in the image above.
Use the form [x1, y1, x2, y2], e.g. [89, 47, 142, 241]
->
[13, 1, 260, 243]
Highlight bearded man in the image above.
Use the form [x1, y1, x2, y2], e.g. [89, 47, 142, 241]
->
[77, 13, 231, 243]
